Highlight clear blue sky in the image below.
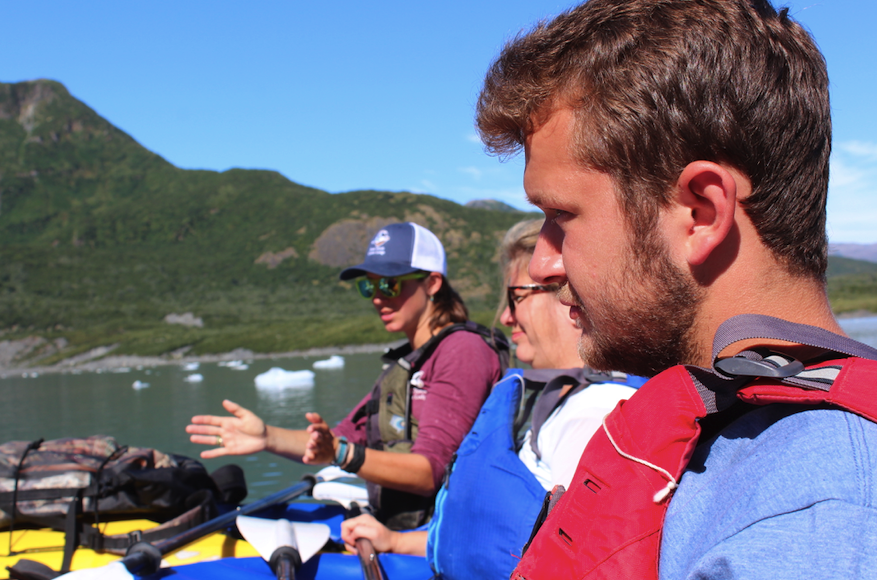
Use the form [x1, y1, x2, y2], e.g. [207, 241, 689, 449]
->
[2, 0, 875, 243]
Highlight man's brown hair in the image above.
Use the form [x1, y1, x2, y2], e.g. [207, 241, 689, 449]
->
[477, 0, 831, 279]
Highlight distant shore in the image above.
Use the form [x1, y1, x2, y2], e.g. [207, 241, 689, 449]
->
[835, 309, 877, 319]
[3, 310, 876, 380]
[0, 341, 403, 380]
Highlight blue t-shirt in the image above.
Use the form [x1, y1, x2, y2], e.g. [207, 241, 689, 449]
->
[660, 404, 877, 579]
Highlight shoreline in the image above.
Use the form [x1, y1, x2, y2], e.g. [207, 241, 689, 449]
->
[3, 311, 875, 379]
[0, 340, 404, 379]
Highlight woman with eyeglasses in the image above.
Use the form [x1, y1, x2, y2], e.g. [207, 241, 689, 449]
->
[339, 219, 645, 580]
[187, 222, 507, 530]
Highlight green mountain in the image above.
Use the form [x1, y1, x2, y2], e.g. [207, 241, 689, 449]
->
[826, 257, 877, 315]
[826, 256, 877, 277]
[0, 80, 532, 364]
[464, 199, 523, 213]
[0, 79, 872, 366]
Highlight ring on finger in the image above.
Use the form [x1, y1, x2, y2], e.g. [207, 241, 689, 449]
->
[216, 435, 223, 447]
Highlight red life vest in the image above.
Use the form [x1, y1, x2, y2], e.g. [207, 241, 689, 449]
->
[511, 315, 877, 580]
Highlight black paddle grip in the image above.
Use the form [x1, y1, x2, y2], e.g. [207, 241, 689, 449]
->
[123, 541, 162, 576]
[269, 546, 302, 580]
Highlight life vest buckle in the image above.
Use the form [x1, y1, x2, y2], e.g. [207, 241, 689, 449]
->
[715, 350, 805, 379]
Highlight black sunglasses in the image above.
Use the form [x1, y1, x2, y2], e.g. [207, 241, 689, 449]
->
[356, 272, 429, 299]
[506, 283, 560, 313]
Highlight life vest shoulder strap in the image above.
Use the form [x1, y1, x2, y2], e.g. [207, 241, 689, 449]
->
[738, 356, 877, 423]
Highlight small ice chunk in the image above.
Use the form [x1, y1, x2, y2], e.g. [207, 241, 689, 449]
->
[219, 360, 249, 370]
[254, 367, 315, 389]
[313, 355, 345, 370]
[184, 374, 204, 383]
[132, 380, 150, 390]
[183, 362, 200, 371]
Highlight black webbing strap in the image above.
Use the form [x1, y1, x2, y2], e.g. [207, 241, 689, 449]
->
[512, 387, 541, 447]
[712, 314, 877, 362]
[510, 368, 587, 452]
[691, 314, 877, 414]
[401, 321, 507, 440]
[6, 438, 44, 557]
[91, 445, 127, 528]
[60, 491, 82, 573]
[77, 498, 212, 555]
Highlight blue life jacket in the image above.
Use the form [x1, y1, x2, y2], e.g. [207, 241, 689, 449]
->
[426, 368, 645, 580]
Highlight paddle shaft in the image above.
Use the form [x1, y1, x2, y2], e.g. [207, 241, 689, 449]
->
[123, 477, 316, 576]
[355, 538, 384, 580]
[277, 557, 295, 580]
[270, 546, 303, 580]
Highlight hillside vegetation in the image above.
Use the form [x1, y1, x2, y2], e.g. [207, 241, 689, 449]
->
[0, 80, 529, 366]
[0, 79, 873, 367]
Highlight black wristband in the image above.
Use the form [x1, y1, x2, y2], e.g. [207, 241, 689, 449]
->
[341, 443, 366, 474]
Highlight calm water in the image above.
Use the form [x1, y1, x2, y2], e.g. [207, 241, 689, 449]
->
[3, 315, 877, 500]
[1, 353, 384, 499]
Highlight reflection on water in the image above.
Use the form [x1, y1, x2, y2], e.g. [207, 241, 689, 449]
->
[3, 316, 877, 500]
[0, 354, 384, 499]
[839, 315, 877, 349]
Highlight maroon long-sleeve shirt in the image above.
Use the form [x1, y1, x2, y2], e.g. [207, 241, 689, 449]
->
[333, 331, 502, 489]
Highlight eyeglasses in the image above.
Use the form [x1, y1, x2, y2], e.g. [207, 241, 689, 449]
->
[507, 284, 559, 313]
[356, 272, 429, 299]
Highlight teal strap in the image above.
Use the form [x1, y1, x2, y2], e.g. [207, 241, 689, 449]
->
[334, 437, 349, 466]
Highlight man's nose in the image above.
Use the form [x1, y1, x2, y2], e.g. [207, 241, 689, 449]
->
[529, 221, 566, 284]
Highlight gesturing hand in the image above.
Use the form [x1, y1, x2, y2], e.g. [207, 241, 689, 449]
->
[303, 412, 337, 465]
[186, 399, 268, 459]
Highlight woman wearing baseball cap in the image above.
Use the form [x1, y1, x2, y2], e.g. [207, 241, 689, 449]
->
[187, 222, 507, 529]
[338, 220, 644, 579]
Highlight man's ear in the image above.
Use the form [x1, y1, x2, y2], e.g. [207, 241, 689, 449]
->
[669, 161, 739, 267]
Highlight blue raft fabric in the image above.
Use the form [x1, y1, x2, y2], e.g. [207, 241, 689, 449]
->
[151, 553, 433, 580]
[261, 502, 347, 542]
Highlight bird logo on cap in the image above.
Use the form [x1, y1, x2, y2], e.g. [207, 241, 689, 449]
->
[367, 229, 391, 256]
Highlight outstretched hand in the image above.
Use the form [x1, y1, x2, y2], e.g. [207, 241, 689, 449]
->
[187, 400, 268, 459]
[340, 514, 397, 554]
[303, 412, 336, 465]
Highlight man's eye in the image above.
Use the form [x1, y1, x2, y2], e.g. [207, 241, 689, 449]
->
[512, 294, 525, 304]
[548, 209, 569, 223]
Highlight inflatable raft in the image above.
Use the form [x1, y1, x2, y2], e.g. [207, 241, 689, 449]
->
[149, 502, 432, 580]
[2, 477, 432, 580]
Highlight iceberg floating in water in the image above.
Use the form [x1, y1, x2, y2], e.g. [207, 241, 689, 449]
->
[254, 367, 315, 389]
[184, 373, 204, 383]
[132, 380, 150, 390]
[219, 360, 249, 370]
[313, 355, 345, 370]
[183, 362, 200, 371]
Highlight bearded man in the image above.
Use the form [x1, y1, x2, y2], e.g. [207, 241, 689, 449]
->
[476, 0, 877, 578]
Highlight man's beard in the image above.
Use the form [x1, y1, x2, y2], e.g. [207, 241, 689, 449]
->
[561, 240, 704, 378]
